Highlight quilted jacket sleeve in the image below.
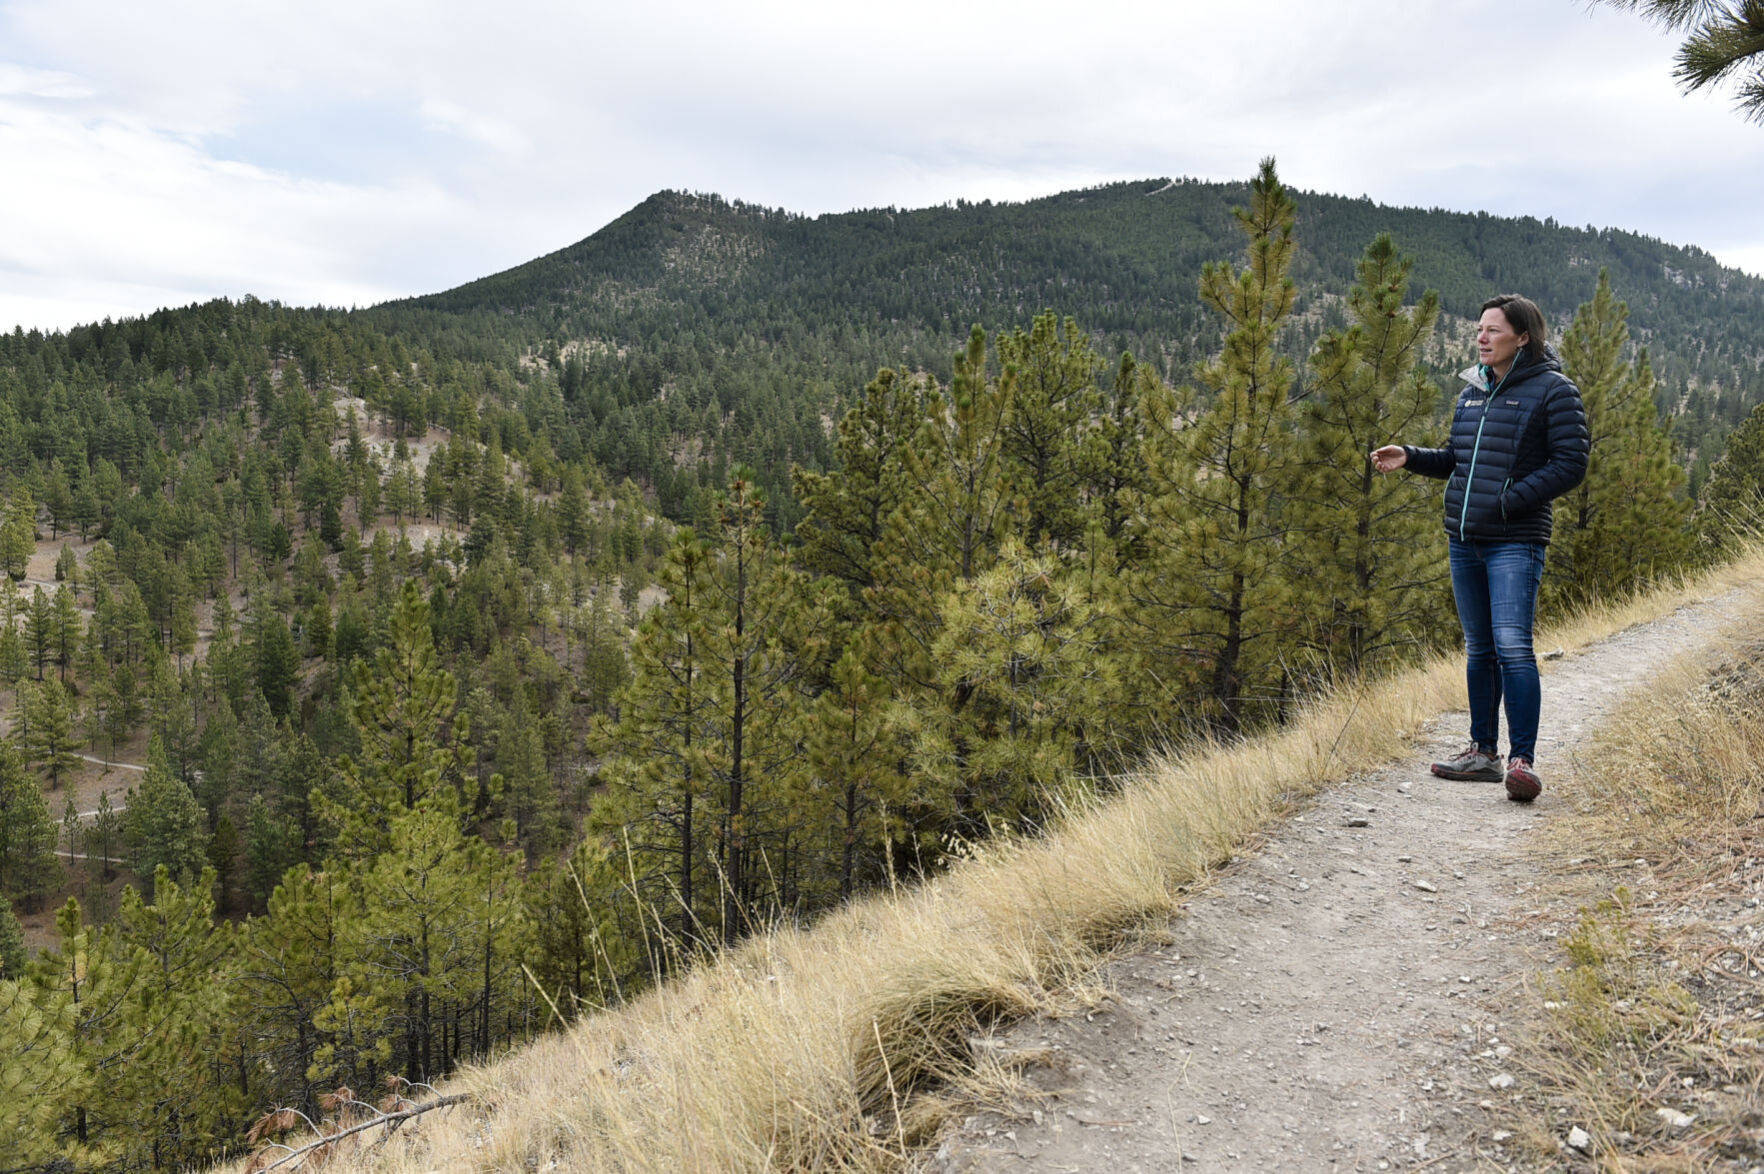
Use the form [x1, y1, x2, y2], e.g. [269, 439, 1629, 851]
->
[1502, 378, 1589, 517]
[1403, 443, 1455, 480]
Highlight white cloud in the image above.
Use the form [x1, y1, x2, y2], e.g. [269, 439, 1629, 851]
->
[0, 0, 1760, 331]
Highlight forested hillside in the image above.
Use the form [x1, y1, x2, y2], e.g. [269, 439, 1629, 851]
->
[371, 176, 1764, 507]
[0, 163, 1754, 1171]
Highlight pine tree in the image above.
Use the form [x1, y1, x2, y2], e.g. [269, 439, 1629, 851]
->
[804, 643, 911, 903]
[23, 679, 81, 790]
[693, 473, 829, 940]
[0, 489, 34, 581]
[1289, 233, 1450, 675]
[589, 529, 717, 941]
[0, 741, 60, 912]
[123, 736, 207, 898]
[0, 969, 86, 1170]
[23, 586, 53, 680]
[253, 609, 300, 718]
[866, 327, 1016, 698]
[315, 581, 470, 861]
[1082, 351, 1161, 554]
[594, 474, 830, 944]
[51, 584, 80, 681]
[1701, 399, 1764, 542]
[335, 803, 527, 1082]
[792, 366, 927, 597]
[996, 311, 1105, 551]
[523, 842, 646, 1018]
[240, 865, 360, 1112]
[495, 697, 558, 859]
[98, 868, 241, 1170]
[1554, 271, 1692, 605]
[0, 617, 24, 685]
[915, 539, 1119, 835]
[1587, 0, 1764, 121]
[0, 895, 24, 978]
[1128, 159, 1303, 734]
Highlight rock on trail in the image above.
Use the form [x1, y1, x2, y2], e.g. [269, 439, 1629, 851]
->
[933, 598, 1740, 1172]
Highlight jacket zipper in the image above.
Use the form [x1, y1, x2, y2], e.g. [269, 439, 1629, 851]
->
[1458, 408, 1490, 541]
[1457, 364, 1516, 541]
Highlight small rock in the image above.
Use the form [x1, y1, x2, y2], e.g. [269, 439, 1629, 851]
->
[1346, 817, 1371, 828]
[1195, 1114, 1212, 1125]
[1567, 1126, 1590, 1151]
[1415, 880, 1438, 893]
[1492, 1130, 1512, 1142]
[1489, 1073, 1516, 1090]
[1655, 1107, 1696, 1129]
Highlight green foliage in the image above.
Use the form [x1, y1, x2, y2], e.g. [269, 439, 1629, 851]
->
[1128, 159, 1304, 733]
[1290, 233, 1452, 672]
[0, 489, 34, 581]
[593, 473, 832, 944]
[0, 972, 87, 1171]
[0, 894, 25, 979]
[22, 679, 83, 790]
[1552, 271, 1693, 606]
[915, 539, 1119, 833]
[0, 740, 61, 912]
[1700, 396, 1764, 542]
[315, 581, 470, 861]
[123, 736, 207, 898]
[1588, 0, 1764, 121]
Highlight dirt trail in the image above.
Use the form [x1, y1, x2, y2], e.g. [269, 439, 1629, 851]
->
[934, 593, 1747, 1173]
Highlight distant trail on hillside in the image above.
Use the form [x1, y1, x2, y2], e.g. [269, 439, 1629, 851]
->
[74, 754, 143, 772]
[936, 590, 1749, 1172]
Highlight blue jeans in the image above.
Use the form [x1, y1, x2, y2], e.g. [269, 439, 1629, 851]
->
[1448, 539, 1546, 763]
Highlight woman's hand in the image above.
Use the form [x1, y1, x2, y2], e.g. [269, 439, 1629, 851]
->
[1370, 445, 1407, 473]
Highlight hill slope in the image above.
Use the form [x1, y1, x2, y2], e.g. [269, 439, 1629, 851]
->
[356, 179, 1764, 513]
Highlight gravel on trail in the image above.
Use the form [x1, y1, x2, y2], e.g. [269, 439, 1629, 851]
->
[932, 595, 1745, 1172]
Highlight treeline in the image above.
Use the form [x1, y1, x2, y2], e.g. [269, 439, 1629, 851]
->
[0, 162, 1719, 1172]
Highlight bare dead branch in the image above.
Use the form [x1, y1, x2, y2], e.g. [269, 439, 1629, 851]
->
[251, 1093, 472, 1171]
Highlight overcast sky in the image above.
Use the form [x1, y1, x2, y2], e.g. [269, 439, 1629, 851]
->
[2, 0, 1761, 335]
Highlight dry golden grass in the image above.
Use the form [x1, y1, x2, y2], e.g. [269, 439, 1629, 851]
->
[1504, 559, 1764, 1170]
[236, 549, 1764, 1174]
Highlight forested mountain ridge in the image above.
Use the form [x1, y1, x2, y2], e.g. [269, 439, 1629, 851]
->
[354, 179, 1764, 509]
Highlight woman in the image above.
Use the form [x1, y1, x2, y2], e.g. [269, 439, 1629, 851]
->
[1371, 294, 1588, 802]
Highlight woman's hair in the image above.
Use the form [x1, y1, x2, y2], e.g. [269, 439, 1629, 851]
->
[1481, 293, 1547, 362]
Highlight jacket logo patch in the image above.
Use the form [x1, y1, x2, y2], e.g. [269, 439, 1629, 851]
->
[1464, 398, 1484, 407]
[1505, 399, 1520, 405]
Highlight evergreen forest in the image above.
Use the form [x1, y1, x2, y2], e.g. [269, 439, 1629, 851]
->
[1, 163, 1761, 1171]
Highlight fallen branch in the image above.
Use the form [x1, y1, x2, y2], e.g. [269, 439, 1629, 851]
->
[248, 1092, 471, 1171]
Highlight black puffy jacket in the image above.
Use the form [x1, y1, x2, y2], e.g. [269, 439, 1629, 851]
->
[1404, 346, 1589, 545]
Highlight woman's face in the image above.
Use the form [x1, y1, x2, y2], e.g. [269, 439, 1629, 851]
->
[1476, 308, 1528, 373]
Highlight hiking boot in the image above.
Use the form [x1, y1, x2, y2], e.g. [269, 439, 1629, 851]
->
[1505, 757, 1542, 803]
[1430, 743, 1503, 782]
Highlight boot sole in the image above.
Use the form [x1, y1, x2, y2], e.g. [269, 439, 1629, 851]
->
[1430, 765, 1502, 782]
[1505, 775, 1542, 802]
